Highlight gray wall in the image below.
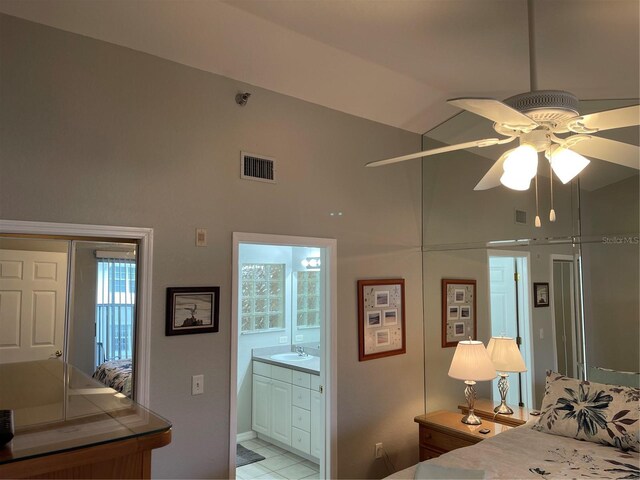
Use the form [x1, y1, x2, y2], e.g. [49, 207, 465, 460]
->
[0, 15, 424, 479]
[581, 175, 640, 372]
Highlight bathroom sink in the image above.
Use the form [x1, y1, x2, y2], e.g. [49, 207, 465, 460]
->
[270, 353, 314, 362]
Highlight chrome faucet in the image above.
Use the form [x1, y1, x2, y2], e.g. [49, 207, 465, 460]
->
[296, 346, 307, 357]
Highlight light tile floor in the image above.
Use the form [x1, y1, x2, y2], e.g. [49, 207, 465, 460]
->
[236, 438, 319, 480]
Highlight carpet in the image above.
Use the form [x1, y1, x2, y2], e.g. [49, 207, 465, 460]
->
[236, 443, 266, 467]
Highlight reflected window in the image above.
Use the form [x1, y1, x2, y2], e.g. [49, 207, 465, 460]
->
[96, 256, 136, 365]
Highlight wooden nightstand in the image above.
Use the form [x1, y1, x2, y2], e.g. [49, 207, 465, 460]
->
[414, 410, 511, 460]
[457, 399, 534, 427]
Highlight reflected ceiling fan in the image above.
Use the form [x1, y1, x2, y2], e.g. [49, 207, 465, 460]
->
[366, 0, 639, 224]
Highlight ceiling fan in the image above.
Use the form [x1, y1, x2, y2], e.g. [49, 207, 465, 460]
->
[366, 1, 640, 202]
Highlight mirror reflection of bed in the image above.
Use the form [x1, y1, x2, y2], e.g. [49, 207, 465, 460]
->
[0, 237, 138, 399]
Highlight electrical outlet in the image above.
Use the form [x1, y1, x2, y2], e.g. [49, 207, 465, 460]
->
[295, 335, 303, 342]
[192, 374, 204, 395]
[279, 336, 288, 344]
[375, 443, 383, 459]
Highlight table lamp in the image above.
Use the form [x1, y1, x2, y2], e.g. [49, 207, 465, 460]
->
[487, 336, 527, 415]
[448, 339, 496, 425]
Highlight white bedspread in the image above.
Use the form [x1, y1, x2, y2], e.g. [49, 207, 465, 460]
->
[389, 422, 639, 479]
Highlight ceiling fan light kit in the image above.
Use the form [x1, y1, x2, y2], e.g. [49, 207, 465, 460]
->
[367, 0, 639, 228]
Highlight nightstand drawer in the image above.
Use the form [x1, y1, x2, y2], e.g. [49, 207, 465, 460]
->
[419, 425, 476, 453]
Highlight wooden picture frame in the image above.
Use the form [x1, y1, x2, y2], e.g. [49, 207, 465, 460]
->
[442, 279, 476, 347]
[357, 279, 406, 361]
[533, 282, 550, 308]
[166, 286, 220, 336]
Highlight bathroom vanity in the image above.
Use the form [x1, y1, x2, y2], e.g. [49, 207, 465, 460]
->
[251, 351, 321, 462]
[0, 360, 171, 478]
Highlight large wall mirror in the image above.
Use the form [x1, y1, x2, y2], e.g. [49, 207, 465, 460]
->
[0, 220, 153, 408]
[421, 99, 639, 410]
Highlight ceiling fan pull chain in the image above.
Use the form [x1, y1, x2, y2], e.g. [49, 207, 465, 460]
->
[549, 163, 557, 222]
[534, 174, 541, 228]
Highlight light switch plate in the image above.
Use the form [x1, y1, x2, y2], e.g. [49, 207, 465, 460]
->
[192, 374, 204, 395]
[195, 228, 207, 247]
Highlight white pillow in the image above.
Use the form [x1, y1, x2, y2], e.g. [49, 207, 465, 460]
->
[533, 371, 640, 452]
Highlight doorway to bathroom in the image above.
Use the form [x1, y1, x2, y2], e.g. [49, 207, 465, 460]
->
[230, 233, 336, 480]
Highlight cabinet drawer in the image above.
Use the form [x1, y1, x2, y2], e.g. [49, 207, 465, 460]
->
[291, 427, 311, 454]
[253, 361, 271, 377]
[310, 374, 321, 391]
[292, 385, 311, 409]
[419, 425, 476, 454]
[292, 370, 311, 388]
[272, 365, 293, 383]
[292, 406, 311, 432]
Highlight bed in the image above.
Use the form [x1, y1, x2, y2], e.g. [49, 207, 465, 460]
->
[92, 359, 133, 397]
[389, 371, 639, 479]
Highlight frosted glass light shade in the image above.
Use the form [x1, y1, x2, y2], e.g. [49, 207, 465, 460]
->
[550, 147, 590, 184]
[448, 340, 497, 381]
[487, 336, 527, 373]
[500, 171, 532, 191]
[500, 145, 538, 190]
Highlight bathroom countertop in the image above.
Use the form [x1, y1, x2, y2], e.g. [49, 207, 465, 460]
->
[252, 353, 320, 375]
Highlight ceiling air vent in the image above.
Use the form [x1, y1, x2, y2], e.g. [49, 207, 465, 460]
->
[515, 209, 527, 225]
[241, 152, 276, 183]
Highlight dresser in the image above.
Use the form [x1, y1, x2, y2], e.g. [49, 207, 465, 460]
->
[0, 360, 171, 479]
[414, 410, 511, 460]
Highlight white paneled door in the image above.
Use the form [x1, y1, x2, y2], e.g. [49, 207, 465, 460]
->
[0, 250, 68, 363]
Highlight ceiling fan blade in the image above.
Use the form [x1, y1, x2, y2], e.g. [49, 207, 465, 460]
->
[448, 97, 539, 129]
[474, 153, 509, 191]
[569, 136, 640, 170]
[567, 105, 639, 133]
[366, 138, 503, 167]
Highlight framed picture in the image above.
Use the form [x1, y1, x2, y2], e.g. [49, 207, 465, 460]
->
[534, 282, 550, 307]
[166, 286, 220, 336]
[442, 279, 476, 348]
[357, 279, 405, 361]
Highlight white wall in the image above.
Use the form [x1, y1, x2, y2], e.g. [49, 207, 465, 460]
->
[0, 15, 424, 479]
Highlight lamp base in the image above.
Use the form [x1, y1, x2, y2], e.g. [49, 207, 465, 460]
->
[461, 412, 483, 425]
[493, 401, 514, 415]
[461, 380, 482, 425]
[494, 373, 514, 415]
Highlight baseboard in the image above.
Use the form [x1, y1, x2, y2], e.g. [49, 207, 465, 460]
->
[236, 431, 257, 443]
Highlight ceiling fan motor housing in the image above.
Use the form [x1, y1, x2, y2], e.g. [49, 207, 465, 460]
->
[505, 90, 579, 125]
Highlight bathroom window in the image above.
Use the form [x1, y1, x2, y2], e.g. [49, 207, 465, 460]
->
[296, 271, 320, 328]
[241, 263, 285, 332]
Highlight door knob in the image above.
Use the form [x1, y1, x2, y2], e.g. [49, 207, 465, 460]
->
[54, 350, 62, 357]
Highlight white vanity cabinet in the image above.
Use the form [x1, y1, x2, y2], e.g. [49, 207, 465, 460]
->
[252, 362, 292, 445]
[252, 360, 321, 461]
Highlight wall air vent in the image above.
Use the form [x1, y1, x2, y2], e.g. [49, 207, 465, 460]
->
[515, 209, 527, 225]
[241, 152, 276, 183]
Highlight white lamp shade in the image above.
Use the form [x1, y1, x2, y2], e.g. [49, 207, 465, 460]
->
[448, 340, 497, 381]
[550, 147, 590, 184]
[487, 336, 527, 373]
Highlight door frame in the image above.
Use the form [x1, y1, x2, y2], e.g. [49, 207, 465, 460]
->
[0, 219, 153, 407]
[229, 232, 337, 479]
[486, 249, 536, 408]
[549, 254, 579, 378]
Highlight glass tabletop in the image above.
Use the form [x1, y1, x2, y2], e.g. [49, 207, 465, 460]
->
[0, 360, 171, 464]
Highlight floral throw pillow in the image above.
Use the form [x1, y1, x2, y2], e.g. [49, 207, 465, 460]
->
[533, 371, 640, 452]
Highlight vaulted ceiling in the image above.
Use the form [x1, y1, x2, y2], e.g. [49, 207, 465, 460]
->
[1, 0, 638, 134]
